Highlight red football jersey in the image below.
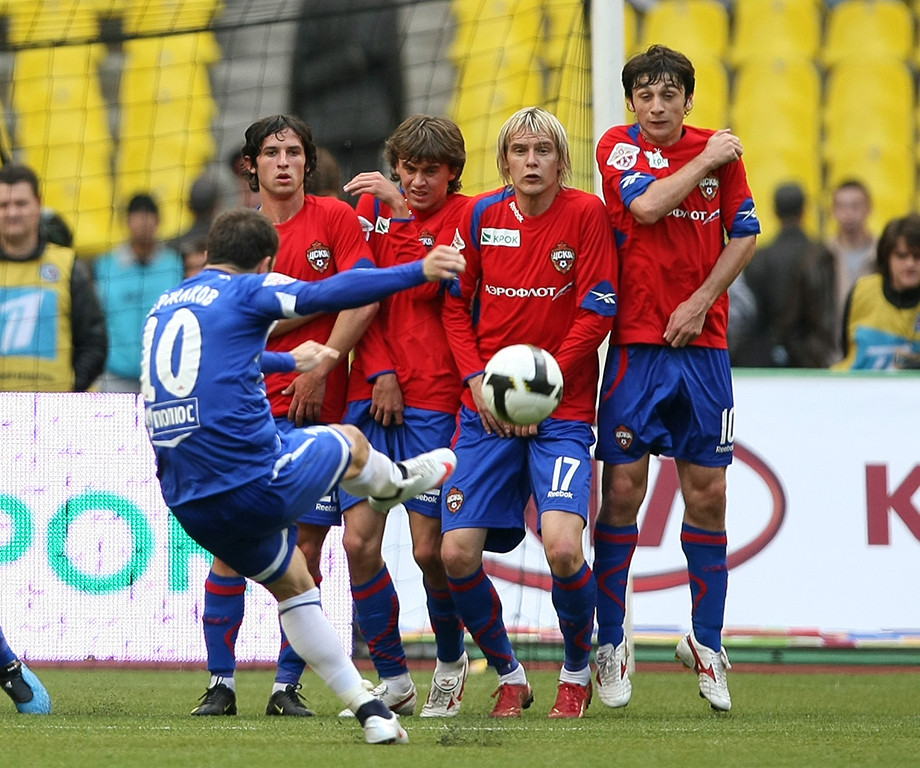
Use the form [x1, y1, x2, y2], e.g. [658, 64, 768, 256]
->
[263, 194, 375, 422]
[596, 123, 760, 348]
[348, 192, 469, 414]
[443, 186, 618, 423]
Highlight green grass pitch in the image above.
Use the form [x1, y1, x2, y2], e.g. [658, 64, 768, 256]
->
[3, 666, 918, 768]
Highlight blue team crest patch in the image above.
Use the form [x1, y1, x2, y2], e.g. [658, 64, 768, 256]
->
[40, 264, 61, 282]
[263, 272, 296, 286]
[585, 280, 618, 316]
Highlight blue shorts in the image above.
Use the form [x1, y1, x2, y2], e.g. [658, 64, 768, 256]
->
[596, 344, 735, 466]
[171, 426, 352, 582]
[339, 400, 457, 517]
[274, 417, 344, 526]
[441, 406, 594, 553]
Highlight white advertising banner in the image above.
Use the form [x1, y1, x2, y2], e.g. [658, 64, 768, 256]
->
[0, 375, 917, 663]
[385, 371, 920, 641]
[0, 393, 351, 662]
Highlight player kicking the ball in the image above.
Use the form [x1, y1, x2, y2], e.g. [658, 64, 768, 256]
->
[440, 107, 618, 718]
[141, 208, 463, 743]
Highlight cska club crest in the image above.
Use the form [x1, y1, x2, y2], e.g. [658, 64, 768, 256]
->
[418, 229, 435, 249]
[306, 240, 332, 272]
[615, 425, 634, 450]
[444, 487, 464, 514]
[550, 242, 576, 274]
[699, 176, 719, 201]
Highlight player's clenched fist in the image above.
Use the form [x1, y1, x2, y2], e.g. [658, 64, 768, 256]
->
[422, 245, 465, 280]
[287, 340, 340, 373]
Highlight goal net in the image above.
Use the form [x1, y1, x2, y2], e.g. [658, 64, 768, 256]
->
[0, 0, 600, 663]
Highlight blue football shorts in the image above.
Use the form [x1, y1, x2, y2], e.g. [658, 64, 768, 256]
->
[440, 405, 594, 553]
[339, 399, 457, 517]
[170, 425, 352, 583]
[596, 344, 735, 467]
[272, 417, 344, 526]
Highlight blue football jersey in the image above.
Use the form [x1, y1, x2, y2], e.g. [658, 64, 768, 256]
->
[141, 262, 426, 506]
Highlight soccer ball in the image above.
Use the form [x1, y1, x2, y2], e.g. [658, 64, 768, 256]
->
[482, 344, 564, 426]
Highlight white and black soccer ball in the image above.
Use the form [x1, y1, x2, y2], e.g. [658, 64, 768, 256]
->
[482, 344, 564, 426]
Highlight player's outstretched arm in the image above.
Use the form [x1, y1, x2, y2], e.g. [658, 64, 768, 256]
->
[421, 245, 465, 281]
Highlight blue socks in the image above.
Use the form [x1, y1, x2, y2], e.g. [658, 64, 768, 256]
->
[424, 579, 465, 663]
[202, 571, 246, 678]
[593, 522, 638, 647]
[352, 567, 408, 678]
[552, 562, 596, 672]
[447, 566, 517, 676]
[681, 523, 728, 651]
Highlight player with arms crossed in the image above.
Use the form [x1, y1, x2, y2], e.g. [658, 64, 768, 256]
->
[334, 115, 470, 717]
[192, 115, 380, 717]
[593, 45, 760, 712]
[142, 208, 464, 743]
[441, 107, 618, 718]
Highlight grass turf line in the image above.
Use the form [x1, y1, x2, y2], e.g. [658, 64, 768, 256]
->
[2, 668, 919, 768]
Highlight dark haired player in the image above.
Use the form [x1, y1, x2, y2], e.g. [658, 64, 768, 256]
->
[142, 207, 464, 743]
[335, 115, 471, 717]
[593, 45, 760, 712]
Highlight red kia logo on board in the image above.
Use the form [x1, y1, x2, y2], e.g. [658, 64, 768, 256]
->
[483, 442, 786, 592]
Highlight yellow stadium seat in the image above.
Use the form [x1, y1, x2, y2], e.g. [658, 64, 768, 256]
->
[823, 60, 914, 160]
[638, 0, 730, 62]
[624, 2, 638, 57]
[448, 0, 545, 194]
[4, 0, 99, 45]
[120, 0, 223, 35]
[9, 44, 115, 255]
[729, 0, 822, 66]
[541, 1, 593, 192]
[731, 58, 822, 153]
[685, 55, 728, 130]
[743, 143, 822, 241]
[823, 0, 914, 66]
[826, 145, 915, 237]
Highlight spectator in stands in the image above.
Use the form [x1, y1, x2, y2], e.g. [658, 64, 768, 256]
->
[826, 179, 876, 332]
[733, 183, 831, 367]
[227, 148, 261, 209]
[0, 163, 107, 392]
[307, 147, 344, 199]
[170, 173, 221, 255]
[289, 0, 404, 186]
[94, 193, 184, 393]
[180, 236, 208, 278]
[833, 213, 920, 371]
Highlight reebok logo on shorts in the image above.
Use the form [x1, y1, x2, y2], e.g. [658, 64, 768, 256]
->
[445, 487, 464, 513]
